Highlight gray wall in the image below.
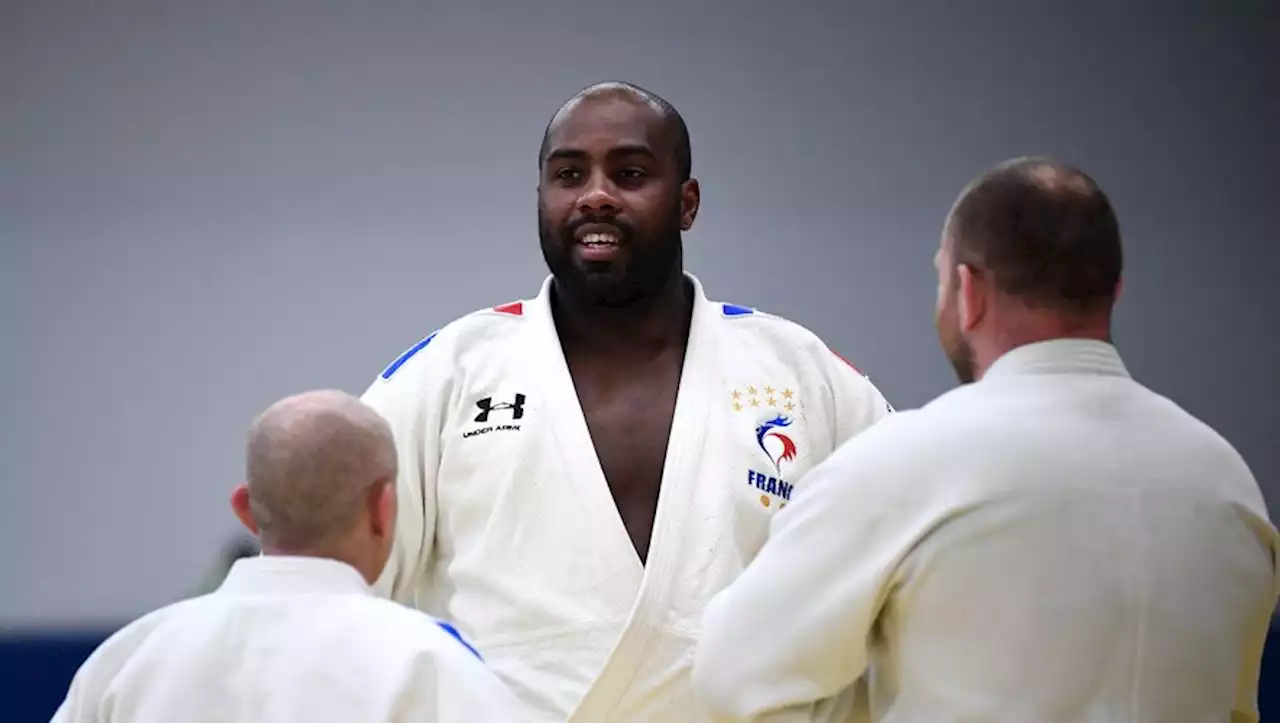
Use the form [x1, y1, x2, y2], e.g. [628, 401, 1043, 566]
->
[3, 1, 1275, 628]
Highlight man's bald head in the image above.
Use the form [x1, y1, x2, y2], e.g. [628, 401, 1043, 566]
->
[538, 81, 692, 182]
[243, 389, 396, 551]
[944, 156, 1123, 314]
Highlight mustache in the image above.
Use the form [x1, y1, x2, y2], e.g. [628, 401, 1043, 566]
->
[564, 216, 635, 241]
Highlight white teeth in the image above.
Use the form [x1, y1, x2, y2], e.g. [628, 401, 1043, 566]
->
[582, 232, 619, 245]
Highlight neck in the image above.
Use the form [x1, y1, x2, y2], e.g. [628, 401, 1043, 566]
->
[973, 308, 1113, 380]
[552, 273, 693, 357]
[258, 537, 377, 585]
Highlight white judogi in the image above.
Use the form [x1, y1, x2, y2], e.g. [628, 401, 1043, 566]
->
[51, 556, 529, 723]
[360, 273, 893, 722]
[693, 339, 1280, 722]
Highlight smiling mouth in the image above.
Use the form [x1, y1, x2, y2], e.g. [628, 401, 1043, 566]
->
[579, 231, 620, 247]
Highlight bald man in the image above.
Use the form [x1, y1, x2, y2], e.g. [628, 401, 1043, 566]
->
[359, 81, 892, 722]
[692, 157, 1280, 722]
[51, 390, 529, 723]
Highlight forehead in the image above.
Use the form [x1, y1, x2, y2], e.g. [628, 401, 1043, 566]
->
[545, 95, 669, 156]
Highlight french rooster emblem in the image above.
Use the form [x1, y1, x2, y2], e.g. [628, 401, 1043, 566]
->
[755, 415, 797, 475]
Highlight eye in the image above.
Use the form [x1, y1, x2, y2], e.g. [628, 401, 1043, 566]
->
[554, 167, 582, 182]
[619, 168, 647, 179]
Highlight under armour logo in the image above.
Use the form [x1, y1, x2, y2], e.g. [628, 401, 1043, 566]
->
[474, 394, 526, 423]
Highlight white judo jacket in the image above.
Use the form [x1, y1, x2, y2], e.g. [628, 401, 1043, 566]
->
[50, 556, 530, 723]
[693, 339, 1280, 723]
[360, 273, 893, 722]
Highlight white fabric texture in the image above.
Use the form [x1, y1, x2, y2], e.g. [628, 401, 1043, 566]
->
[360, 273, 893, 722]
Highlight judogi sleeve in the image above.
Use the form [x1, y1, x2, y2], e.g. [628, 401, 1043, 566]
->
[691, 415, 927, 720]
[48, 613, 164, 723]
[49, 679, 85, 722]
[823, 345, 895, 445]
[360, 332, 449, 605]
[1233, 553, 1280, 723]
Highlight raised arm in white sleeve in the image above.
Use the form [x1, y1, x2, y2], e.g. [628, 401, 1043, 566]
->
[360, 331, 449, 605]
[690, 413, 930, 721]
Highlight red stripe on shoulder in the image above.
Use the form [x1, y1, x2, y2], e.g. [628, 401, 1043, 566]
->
[828, 347, 865, 377]
[493, 301, 523, 316]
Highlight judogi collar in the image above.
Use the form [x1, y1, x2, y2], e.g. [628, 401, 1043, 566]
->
[983, 338, 1132, 381]
[530, 271, 712, 314]
[216, 556, 373, 597]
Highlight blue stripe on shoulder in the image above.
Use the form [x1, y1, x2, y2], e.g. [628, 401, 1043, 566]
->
[436, 621, 483, 661]
[380, 332, 437, 380]
[721, 303, 755, 317]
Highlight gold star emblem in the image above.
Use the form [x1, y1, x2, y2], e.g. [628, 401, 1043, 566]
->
[766, 396, 777, 407]
[749, 398, 760, 407]
[784, 401, 794, 412]
[731, 389, 741, 399]
[764, 385, 775, 395]
[747, 385, 758, 395]
[782, 389, 793, 399]
[733, 402, 742, 412]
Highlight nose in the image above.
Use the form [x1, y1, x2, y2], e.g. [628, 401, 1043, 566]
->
[577, 171, 621, 215]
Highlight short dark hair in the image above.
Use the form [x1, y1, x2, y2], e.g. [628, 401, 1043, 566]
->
[538, 81, 692, 182]
[947, 156, 1123, 312]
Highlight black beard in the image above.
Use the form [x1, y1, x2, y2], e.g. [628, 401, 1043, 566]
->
[538, 206, 684, 308]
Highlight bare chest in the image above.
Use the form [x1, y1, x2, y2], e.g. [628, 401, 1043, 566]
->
[571, 360, 682, 563]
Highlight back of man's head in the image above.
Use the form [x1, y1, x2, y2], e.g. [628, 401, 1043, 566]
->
[945, 156, 1123, 316]
[231, 389, 397, 581]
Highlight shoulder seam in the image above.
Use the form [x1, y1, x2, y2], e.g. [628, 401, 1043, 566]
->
[377, 301, 530, 381]
[718, 302, 757, 318]
[716, 302, 801, 327]
[379, 331, 439, 380]
[486, 300, 525, 317]
[436, 621, 483, 660]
